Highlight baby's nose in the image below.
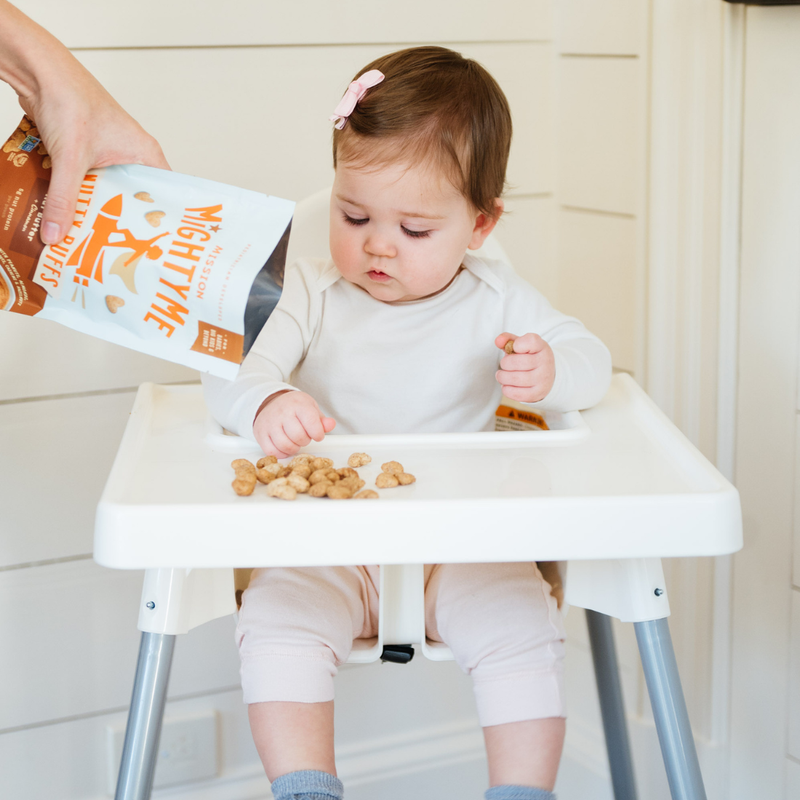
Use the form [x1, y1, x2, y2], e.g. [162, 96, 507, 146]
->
[364, 231, 396, 258]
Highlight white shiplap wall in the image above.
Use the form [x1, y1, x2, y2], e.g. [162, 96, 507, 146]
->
[554, 1, 646, 376]
[0, 1, 649, 798]
[551, 4, 666, 798]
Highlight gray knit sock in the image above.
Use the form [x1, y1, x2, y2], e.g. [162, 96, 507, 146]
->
[270, 770, 343, 800]
[485, 786, 555, 800]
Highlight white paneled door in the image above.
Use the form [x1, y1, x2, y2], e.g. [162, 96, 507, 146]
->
[731, 7, 800, 800]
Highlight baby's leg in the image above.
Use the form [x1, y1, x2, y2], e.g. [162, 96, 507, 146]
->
[483, 718, 565, 791]
[426, 562, 566, 792]
[248, 700, 336, 781]
[238, 565, 379, 783]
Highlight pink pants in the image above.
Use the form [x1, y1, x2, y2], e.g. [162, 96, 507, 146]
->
[236, 562, 566, 727]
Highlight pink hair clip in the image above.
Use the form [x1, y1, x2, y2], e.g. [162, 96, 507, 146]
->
[329, 69, 385, 130]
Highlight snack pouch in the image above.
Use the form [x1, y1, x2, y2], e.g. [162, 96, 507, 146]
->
[494, 402, 549, 431]
[0, 117, 294, 378]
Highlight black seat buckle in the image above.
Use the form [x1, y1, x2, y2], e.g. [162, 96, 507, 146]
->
[380, 644, 415, 664]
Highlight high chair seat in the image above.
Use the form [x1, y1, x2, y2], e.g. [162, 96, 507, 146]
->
[96, 187, 742, 800]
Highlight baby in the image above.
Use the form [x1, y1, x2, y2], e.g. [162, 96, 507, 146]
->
[203, 46, 611, 800]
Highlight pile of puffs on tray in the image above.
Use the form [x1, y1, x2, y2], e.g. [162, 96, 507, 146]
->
[231, 453, 416, 501]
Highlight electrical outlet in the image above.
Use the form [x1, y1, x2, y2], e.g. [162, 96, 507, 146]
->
[107, 710, 219, 793]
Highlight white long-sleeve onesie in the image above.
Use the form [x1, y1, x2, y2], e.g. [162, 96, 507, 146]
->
[201, 253, 612, 435]
[204, 253, 612, 724]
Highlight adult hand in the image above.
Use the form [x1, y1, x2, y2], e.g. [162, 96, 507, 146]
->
[253, 390, 336, 459]
[0, 1, 170, 245]
[495, 332, 556, 403]
[21, 73, 170, 245]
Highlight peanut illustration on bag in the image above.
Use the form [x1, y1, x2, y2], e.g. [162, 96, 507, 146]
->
[105, 295, 125, 314]
[145, 210, 166, 227]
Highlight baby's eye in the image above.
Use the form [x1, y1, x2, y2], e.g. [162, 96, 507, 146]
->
[402, 226, 431, 239]
[343, 214, 368, 226]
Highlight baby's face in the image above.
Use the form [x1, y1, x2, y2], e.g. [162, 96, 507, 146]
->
[330, 160, 496, 303]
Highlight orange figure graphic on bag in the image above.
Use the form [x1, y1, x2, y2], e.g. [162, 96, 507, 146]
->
[69, 194, 168, 290]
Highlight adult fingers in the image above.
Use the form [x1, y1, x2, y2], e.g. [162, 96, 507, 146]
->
[132, 132, 171, 170]
[110, 125, 171, 171]
[40, 148, 87, 244]
[40, 119, 169, 245]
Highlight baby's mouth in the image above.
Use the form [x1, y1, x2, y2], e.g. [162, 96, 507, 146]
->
[367, 270, 392, 282]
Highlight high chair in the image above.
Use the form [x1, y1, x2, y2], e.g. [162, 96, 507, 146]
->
[95, 188, 743, 800]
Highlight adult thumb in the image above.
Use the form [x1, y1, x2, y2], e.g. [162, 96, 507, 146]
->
[41, 151, 88, 244]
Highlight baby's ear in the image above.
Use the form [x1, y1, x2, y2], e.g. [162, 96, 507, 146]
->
[467, 198, 504, 250]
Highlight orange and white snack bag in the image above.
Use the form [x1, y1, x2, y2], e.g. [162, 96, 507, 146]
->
[0, 117, 294, 378]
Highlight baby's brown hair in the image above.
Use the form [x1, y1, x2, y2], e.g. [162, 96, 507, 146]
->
[332, 46, 512, 220]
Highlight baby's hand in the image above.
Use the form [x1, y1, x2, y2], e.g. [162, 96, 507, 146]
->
[253, 390, 336, 458]
[495, 332, 555, 403]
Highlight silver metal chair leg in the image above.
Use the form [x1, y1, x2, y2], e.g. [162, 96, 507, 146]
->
[114, 631, 176, 800]
[586, 609, 638, 800]
[634, 618, 707, 800]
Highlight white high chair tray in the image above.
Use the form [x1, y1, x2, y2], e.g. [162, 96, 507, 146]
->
[94, 375, 742, 569]
[94, 374, 742, 569]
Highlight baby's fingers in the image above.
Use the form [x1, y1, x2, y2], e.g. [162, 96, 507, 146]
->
[260, 433, 294, 460]
[511, 332, 547, 355]
[253, 417, 287, 458]
[502, 385, 541, 403]
[282, 416, 315, 449]
[499, 351, 540, 372]
[495, 332, 516, 352]
[496, 368, 536, 389]
[269, 423, 303, 456]
[295, 403, 328, 443]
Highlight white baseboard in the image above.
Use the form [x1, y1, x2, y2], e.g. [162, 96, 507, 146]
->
[557, 715, 725, 800]
[150, 714, 725, 800]
[151, 719, 486, 800]
[624, 717, 726, 800]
